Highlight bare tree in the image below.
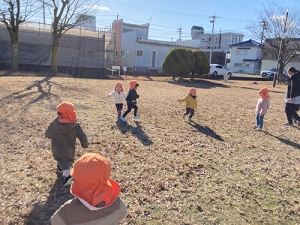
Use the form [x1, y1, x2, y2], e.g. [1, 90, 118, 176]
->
[49, 0, 98, 73]
[247, 2, 300, 80]
[0, 0, 40, 70]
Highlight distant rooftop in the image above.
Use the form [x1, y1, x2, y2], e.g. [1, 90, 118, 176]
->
[230, 39, 262, 47]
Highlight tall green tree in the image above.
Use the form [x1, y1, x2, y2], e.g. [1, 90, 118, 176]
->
[162, 48, 195, 81]
[0, 0, 40, 71]
[192, 50, 209, 80]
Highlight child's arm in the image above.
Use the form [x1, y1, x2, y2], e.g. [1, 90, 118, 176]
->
[107, 91, 114, 97]
[177, 97, 187, 102]
[76, 124, 88, 148]
[45, 124, 52, 139]
[260, 100, 269, 116]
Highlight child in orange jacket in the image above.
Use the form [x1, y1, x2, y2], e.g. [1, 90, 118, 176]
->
[178, 88, 197, 121]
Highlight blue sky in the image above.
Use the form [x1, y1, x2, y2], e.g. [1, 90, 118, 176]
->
[97, 0, 299, 41]
[34, 0, 299, 42]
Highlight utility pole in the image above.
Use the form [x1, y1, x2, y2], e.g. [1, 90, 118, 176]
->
[209, 14, 219, 64]
[177, 26, 182, 41]
[260, 19, 267, 44]
[273, 9, 289, 87]
[116, 14, 119, 20]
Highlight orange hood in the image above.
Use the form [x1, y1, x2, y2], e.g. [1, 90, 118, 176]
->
[57, 101, 77, 123]
[259, 87, 270, 99]
[189, 88, 196, 96]
[70, 153, 120, 208]
[129, 80, 139, 90]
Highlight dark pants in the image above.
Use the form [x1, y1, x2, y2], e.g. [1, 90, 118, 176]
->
[115, 103, 123, 116]
[184, 108, 194, 118]
[285, 103, 300, 124]
[123, 102, 138, 117]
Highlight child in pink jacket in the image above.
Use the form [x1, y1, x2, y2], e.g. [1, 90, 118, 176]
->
[254, 87, 270, 131]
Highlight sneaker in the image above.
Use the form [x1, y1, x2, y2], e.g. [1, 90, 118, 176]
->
[255, 127, 262, 131]
[119, 116, 127, 122]
[182, 114, 186, 119]
[63, 175, 73, 187]
[283, 122, 294, 126]
[253, 125, 258, 129]
[188, 118, 193, 122]
[133, 115, 140, 119]
[57, 165, 63, 173]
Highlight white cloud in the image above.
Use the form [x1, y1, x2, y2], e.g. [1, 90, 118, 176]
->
[85, 5, 111, 11]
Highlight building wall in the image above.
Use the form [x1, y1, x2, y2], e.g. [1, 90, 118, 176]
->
[123, 24, 148, 40]
[261, 60, 300, 72]
[230, 46, 261, 74]
[112, 20, 123, 66]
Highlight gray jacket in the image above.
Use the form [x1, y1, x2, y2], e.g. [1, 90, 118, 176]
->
[45, 118, 88, 166]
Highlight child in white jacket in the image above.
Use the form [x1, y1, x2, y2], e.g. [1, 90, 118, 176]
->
[108, 82, 127, 117]
[254, 87, 270, 131]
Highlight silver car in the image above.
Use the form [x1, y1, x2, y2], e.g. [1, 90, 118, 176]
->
[260, 68, 287, 79]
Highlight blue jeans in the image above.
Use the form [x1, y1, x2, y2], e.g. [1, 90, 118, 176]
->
[184, 108, 194, 118]
[256, 113, 264, 129]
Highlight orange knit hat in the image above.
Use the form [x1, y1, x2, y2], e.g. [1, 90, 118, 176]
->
[57, 101, 77, 123]
[189, 88, 196, 95]
[259, 87, 270, 99]
[70, 153, 120, 208]
[115, 82, 124, 91]
[129, 80, 139, 90]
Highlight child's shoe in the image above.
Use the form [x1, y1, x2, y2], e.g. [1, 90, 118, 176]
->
[119, 116, 127, 122]
[283, 122, 294, 126]
[182, 114, 186, 119]
[255, 127, 262, 131]
[188, 118, 193, 122]
[133, 115, 140, 119]
[252, 125, 258, 129]
[63, 175, 73, 187]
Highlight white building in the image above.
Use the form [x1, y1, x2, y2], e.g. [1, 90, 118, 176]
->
[229, 39, 262, 74]
[112, 19, 245, 75]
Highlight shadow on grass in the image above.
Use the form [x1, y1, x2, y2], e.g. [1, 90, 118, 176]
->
[263, 131, 300, 149]
[186, 120, 224, 141]
[168, 78, 229, 89]
[116, 120, 153, 146]
[24, 173, 73, 225]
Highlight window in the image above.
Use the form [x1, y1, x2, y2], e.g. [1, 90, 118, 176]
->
[236, 49, 247, 55]
[115, 51, 118, 60]
[152, 51, 156, 67]
[246, 64, 250, 68]
[137, 50, 143, 57]
[234, 63, 242, 67]
[121, 51, 125, 58]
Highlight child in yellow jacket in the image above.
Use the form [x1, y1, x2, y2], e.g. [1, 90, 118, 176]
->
[178, 88, 197, 120]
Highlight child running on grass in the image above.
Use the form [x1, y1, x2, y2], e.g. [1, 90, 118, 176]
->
[253, 87, 270, 131]
[45, 101, 88, 186]
[120, 80, 140, 122]
[178, 87, 197, 121]
[107, 82, 127, 117]
[51, 153, 127, 225]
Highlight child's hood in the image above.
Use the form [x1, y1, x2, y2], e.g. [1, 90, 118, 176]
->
[53, 118, 77, 133]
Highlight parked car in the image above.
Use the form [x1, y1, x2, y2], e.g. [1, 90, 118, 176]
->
[210, 64, 233, 78]
[260, 67, 287, 79]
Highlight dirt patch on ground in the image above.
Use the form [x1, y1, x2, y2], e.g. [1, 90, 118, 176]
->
[0, 75, 299, 224]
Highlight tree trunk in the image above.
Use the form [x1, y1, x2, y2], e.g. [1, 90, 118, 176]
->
[11, 31, 18, 71]
[51, 34, 59, 73]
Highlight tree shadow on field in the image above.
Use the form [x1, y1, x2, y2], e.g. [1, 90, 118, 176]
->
[116, 120, 153, 146]
[168, 78, 229, 89]
[263, 131, 300, 149]
[186, 120, 224, 141]
[24, 172, 74, 225]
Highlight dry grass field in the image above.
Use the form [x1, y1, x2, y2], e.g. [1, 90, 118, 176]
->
[0, 74, 299, 225]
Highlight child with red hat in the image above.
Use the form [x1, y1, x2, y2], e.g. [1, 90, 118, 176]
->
[120, 80, 140, 122]
[107, 82, 127, 117]
[178, 88, 198, 121]
[45, 101, 88, 186]
[51, 153, 127, 225]
[254, 87, 270, 131]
